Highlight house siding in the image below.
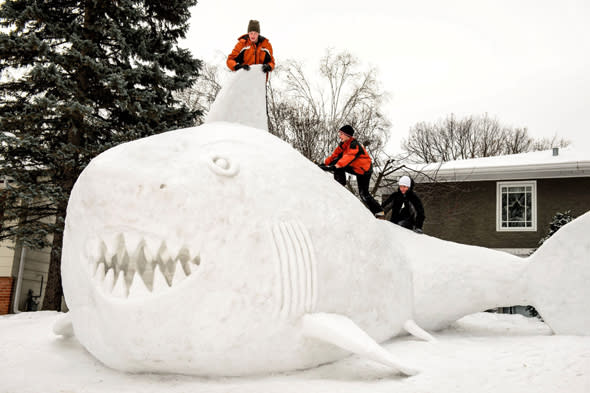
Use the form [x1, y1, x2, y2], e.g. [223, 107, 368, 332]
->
[417, 177, 590, 249]
[0, 239, 15, 277]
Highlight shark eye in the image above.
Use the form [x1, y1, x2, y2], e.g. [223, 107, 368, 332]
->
[207, 153, 239, 177]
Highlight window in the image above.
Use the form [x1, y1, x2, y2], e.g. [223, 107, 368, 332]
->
[496, 181, 537, 232]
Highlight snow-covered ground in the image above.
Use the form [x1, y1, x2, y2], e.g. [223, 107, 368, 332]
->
[2, 311, 589, 393]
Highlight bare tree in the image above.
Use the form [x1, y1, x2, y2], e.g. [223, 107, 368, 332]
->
[402, 113, 570, 163]
[267, 49, 391, 163]
[175, 62, 222, 126]
[531, 134, 571, 151]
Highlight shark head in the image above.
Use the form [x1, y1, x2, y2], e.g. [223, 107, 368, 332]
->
[61, 122, 403, 375]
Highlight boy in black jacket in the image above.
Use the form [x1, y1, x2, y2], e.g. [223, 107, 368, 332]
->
[382, 175, 425, 233]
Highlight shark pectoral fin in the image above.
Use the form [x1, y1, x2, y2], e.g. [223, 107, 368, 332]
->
[403, 319, 437, 342]
[53, 312, 74, 337]
[301, 313, 419, 376]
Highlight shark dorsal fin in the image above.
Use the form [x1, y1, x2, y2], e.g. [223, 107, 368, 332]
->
[205, 64, 268, 131]
[302, 312, 419, 376]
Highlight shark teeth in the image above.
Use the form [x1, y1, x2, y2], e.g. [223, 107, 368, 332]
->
[89, 233, 200, 299]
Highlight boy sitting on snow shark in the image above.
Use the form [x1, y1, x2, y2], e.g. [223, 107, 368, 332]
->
[54, 64, 590, 378]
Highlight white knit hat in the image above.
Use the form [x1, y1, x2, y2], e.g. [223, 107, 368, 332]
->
[398, 175, 412, 187]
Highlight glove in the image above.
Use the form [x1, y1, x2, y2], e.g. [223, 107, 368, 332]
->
[413, 228, 424, 234]
[262, 64, 272, 73]
[319, 164, 336, 172]
[234, 64, 250, 71]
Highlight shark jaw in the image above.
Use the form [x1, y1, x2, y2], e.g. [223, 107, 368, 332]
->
[87, 232, 201, 299]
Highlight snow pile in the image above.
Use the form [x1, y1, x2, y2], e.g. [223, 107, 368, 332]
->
[205, 64, 268, 130]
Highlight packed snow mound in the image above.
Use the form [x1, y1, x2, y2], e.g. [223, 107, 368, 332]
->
[56, 62, 590, 378]
[60, 122, 415, 376]
[205, 64, 268, 130]
[408, 210, 590, 333]
[527, 210, 590, 334]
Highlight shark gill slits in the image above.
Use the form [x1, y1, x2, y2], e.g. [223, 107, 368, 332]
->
[270, 220, 318, 318]
[89, 233, 200, 298]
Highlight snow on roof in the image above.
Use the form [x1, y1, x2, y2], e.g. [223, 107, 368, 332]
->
[404, 147, 590, 182]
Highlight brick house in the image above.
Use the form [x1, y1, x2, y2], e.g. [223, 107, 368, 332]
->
[386, 147, 590, 256]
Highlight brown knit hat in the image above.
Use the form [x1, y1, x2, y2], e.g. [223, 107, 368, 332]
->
[247, 20, 260, 33]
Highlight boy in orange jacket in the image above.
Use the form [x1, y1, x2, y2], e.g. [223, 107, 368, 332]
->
[321, 125, 385, 218]
[227, 20, 275, 74]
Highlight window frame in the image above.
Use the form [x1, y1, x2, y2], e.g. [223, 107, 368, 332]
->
[496, 180, 537, 232]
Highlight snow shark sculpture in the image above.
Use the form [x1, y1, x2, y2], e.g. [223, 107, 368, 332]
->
[55, 65, 590, 377]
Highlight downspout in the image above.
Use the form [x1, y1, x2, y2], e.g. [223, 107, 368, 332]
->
[13, 244, 27, 314]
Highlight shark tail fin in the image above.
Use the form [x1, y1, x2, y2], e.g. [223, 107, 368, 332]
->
[526, 211, 590, 335]
[403, 320, 437, 342]
[53, 312, 74, 337]
[302, 313, 419, 376]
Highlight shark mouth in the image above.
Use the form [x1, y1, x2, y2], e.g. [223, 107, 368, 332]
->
[88, 233, 200, 299]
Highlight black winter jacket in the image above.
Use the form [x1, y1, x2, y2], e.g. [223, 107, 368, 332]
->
[382, 188, 425, 229]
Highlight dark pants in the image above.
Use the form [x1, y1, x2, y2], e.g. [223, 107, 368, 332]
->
[334, 168, 383, 215]
[394, 219, 415, 230]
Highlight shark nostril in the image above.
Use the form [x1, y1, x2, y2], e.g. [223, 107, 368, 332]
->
[206, 153, 239, 177]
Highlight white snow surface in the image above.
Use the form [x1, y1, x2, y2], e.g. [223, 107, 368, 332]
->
[205, 64, 268, 130]
[51, 66, 590, 379]
[2, 311, 590, 393]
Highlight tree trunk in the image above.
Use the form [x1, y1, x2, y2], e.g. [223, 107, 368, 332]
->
[41, 201, 67, 311]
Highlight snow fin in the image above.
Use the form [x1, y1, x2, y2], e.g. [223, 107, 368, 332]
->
[52, 312, 74, 337]
[526, 211, 590, 335]
[302, 312, 419, 376]
[403, 319, 437, 342]
[205, 64, 268, 131]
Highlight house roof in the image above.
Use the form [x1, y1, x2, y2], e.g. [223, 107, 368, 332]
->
[402, 147, 590, 183]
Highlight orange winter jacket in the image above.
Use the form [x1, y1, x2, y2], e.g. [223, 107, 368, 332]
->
[325, 138, 373, 175]
[226, 35, 275, 71]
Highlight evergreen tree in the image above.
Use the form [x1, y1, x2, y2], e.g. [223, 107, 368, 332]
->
[537, 210, 575, 247]
[0, 0, 201, 310]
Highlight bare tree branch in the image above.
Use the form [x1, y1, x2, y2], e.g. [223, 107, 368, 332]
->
[402, 113, 570, 162]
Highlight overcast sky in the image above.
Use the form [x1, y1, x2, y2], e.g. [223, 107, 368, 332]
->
[184, 0, 590, 154]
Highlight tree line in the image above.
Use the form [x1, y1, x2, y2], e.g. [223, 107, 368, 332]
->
[403, 114, 569, 163]
[0, 1, 568, 310]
